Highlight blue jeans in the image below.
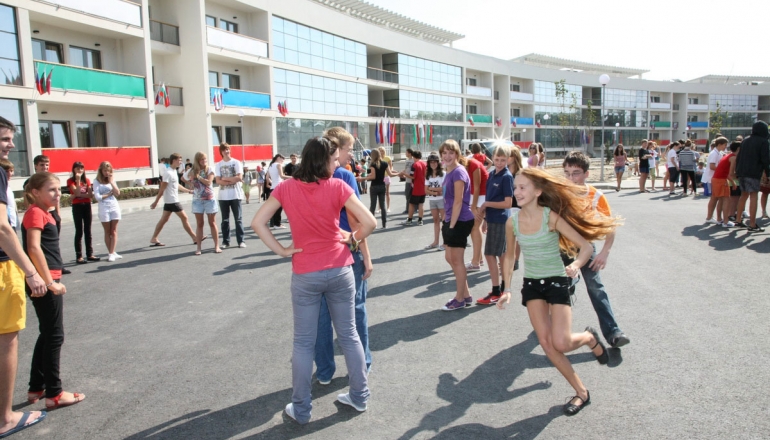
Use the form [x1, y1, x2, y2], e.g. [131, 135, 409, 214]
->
[218, 199, 244, 245]
[315, 250, 371, 381]
[291, 266, 369, 424]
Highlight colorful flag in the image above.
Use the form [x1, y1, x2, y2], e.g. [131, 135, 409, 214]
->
[495, 117, 502, 127]
[34, 66, 41, 94]
[36, 67, 46, 95]
[536, 120, 542, 128]
[375, 121, 380, 144]
[512, 119, 517, 128]
[467, 115, 474, 126]
[413, 124, 417, 144]
[45, 68, 53, 94]
[686, 124, 691, 131]
[389, 120, 396, 144]
[163, 83, 170, 107]
[429, 124, 433, 144]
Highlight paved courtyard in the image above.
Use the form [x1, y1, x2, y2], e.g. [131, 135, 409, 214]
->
[9, 179, 770, 439]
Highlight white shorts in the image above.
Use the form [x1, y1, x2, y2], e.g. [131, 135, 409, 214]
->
[98, 204, 121, 222]
[384, 176, 391, 185]
[476, 195, 486, 208]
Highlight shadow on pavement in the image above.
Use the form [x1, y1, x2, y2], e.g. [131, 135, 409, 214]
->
[371, 249, 430, 265]
[368, 270, 453, 298]
[368, 307, 487, 352]
[681, 224, 755, 251]
[429, 404, 563, 440]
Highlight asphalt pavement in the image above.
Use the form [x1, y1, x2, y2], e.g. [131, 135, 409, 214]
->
[9, 179, 770, 439]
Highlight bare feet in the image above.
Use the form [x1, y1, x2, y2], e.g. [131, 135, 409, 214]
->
[214, 248, 222, 253]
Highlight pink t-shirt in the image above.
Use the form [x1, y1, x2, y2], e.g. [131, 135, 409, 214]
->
[271, 178, 355, 274]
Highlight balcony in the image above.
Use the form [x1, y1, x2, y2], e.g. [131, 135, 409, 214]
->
[467, 113, 492, 124]
[688, 121, 708, 128]
[687, 104, 709, 111]
[150, 20, 179, 45]
[209, 87, 270, 110]
[33, 0, 142, 27]
[206, 26, 267, 58]
[582, 98, 602, 106]
[649, 121, 671, 129]
[758, 105, 770, 111]
[467, 85, 492, 98]
[153, 85, 183, 106]
[34, 61, 146, 98]
[673, 104, 680, 111]
[368, 105, 400, 118]
[510, 91, 534, 101]
[650, 102, 671, 110]
[366, 67, 398, 84]
[511, 117, 534, 126]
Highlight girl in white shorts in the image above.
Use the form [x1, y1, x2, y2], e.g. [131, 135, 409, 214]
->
[93, 162, 122, 261]
[424, 153, 445, 250]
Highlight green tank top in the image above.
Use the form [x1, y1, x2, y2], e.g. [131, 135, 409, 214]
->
[512, 207, 567, 279]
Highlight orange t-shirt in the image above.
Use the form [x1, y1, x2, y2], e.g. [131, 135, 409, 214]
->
[587, 185, 611, 217]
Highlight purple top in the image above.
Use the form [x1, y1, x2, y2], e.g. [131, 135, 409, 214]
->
[443, 165, 474, 223]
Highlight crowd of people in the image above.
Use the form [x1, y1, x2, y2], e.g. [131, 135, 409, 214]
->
[3, 111, 769, 436]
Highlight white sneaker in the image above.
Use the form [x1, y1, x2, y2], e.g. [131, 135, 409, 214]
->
[238, 242, 247, 248]
[112, 253, 123, 259]
[337, 393, 367, 412]
[705, 218, 718, 225]
[722, 221, 735, 228]
[107, 254, 116, 262]
[742, 211, 750, 219]
[317, 378, 331, 385]
[284, 403, 298, 422]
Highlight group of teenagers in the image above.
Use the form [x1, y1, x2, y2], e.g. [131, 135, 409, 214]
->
[611, 139, 704, 194]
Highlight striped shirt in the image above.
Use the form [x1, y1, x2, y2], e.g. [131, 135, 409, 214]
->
[512, 207, 566, 279]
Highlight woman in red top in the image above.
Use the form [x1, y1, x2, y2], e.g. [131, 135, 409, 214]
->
[66, 162, 98, 264]
[465, 157, 488, 271]
[714, 141, 740, 227]
[22, 172, 85, 409]
[251, 137, 376, 424]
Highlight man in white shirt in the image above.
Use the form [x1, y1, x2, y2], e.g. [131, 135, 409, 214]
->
[215, 143, 245, 248]
[667, 142, 680, 196]
[149, 153, 197, 246]
[704, 137, 728, 223]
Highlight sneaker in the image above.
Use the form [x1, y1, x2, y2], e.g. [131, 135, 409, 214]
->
[742, 211, 750, 219]
[284, 403, 298, 422]
[112, 253, 123, 259]
[221, 243, 230, 249]
[729, 215, 737, 222]
[669, 191, 675, 196]
[705, 218, 719, 225]
[400, 220, 414, 226]
[747, 225, 766, 232]
[721, 221, 735, 228]
[442, 298, 466, 311]
[735, 222, 747, 228]
[337, 393, 367, 412]
[317, 378, 331, 385]
[417, 220, 424, 226]
[238, 242, 247, 248]
[609, 332, 631, 348]
[465, 262, 480, 272]
[107, 254, 116, 262]
[476, 294, 500, 305]
[464, 296, 473, 307]
[438, 244, 445, 251]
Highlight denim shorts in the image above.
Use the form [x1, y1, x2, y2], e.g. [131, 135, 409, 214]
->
[192, 198, 218, 214]
[428, 198, 444, 210]
[614, 166, 625, 174]
[521, 276, 571, 307]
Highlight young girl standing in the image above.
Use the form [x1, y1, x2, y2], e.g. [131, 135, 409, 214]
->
[185, 152, 220, 255]
[424, 152, 445, 251]
[22, 172, 85, 409]
[67, 162, 99, 264]
[93, 162, 122, 261]
[357, 149, 398, 229]
[497, 168, 619, 415]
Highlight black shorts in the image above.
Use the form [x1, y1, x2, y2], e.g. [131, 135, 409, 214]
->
[409, 195, 426, 205]
[521, 276, 571, 307]
[163, 203, 184, 213]
[668, 167, 679, 183]
[639, 166, 650, 175]
[442, 219, 474, 248]
[730, 185, 741, 197]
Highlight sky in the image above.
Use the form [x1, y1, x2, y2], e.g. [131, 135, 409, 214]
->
[365, 0, 770, 82]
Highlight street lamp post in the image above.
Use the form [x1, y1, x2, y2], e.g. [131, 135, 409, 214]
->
[543, 113, 550, 150]
[599, 74, 610, 181]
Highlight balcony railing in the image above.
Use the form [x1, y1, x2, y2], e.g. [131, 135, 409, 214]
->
[758, 105, 770, 111]
[467, 85, 492, 98]
[582, 98, 602, 106]
[153, 84, 183, 106]
[33, 0, 142, 27]
[511, 117, 534, 126]
[467, 113, 492, 124]
[650, 102, 671, 110]
[510, 91, 534, 101]
[649, 121, 671, 128]
[206, 26, 267, 58]
[368, 105, 400, 118]
[209, 87, 270, 109]
[150, 20, 179, 45]
[688, 121, 708, 128]
[688, 104, 709, 111]
[35, 60, 146, 98]
[366, 67, 398, 84]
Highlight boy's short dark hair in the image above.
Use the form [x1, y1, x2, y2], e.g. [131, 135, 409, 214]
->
[562, 151, 590, 172]
[169, 153, 182, 162]
[412, 150, 422, 160]
[406, 148, 414, 155]
[0, 116, 16, 132]
[729, 141, 741, 152]
[714, 137, 729, 146]
[0, 159, 13, 172]
[471, 143, 482, 154]
[33, 155, 50, 166]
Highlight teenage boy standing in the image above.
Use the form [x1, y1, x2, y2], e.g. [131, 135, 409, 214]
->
[215, 143, 246, 248]
[149, 153, 197, 246]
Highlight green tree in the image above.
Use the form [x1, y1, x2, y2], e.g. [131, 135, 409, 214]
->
[554, 79, 569, 147]
[709, 101, 727, 141]
[584, 100, 597, 152]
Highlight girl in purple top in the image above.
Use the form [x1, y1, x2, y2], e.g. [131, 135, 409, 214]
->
[440, 140, 476, 311]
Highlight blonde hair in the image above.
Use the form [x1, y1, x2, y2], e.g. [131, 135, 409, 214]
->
[324, 127, 354, 150]
[24, 172, 59, 205]
[493, 145, 510, 158]
[519, 168, 621, 257]
[508, 146, 523, 175]
[96, 161, 113, 184]
[438, 139, 467, 167]
[191, 152, 207, 180]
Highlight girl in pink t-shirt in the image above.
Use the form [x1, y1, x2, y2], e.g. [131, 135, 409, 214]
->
[250, 137, 376, 424]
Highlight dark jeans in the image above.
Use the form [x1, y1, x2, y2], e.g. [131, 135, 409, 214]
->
[27, 286, 64, 398]
[219, 199, 244, 245]
[315, 250, 371, 381]
[72, 203, 93, 259]
[369, 184, 386, 227]
[270, 207, 283, 227]
[404, 182, 412, 211]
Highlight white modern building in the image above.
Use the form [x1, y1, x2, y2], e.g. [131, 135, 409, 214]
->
[1, 0, 769, 190]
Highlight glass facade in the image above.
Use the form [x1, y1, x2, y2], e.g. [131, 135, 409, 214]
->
[273, 68, 367, 117]
[383, 90, 462, 121]
[383, 53, 461, 94]
[604, 109, 648, 128]
[0, 98, 28, 176]
[272, 16, 367, 78]
[716, 112, 757, 128]
[392, 124, 463, 154]
[602, 88, 648, 108]
[714, 129, 752, 141]
[276, 118, 369, 157]
[709, 94, 758, 111]
[0, 4, 21, 86]
[534, 105, 580, 126]
[534, 80, 582, 104]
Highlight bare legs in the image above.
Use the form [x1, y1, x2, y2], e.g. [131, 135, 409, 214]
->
[194, 213, 220, 254]
[101, 220, 119, 254]
[151, 210, 196, 244]
[445, 245, 470, 302]
[639, 172, 648, 192]
[615, 170, 623, 191]
[0, 333, 44, 436]
[470, 218, 482, 266]
[428, 208, 444, 247]
[736, 191, 759, 227]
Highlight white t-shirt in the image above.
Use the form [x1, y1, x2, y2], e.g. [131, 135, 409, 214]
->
[268, 162, 283, 189]
[6, 186, 17, 229]
[648, 150, 657, 169]
[666, 149, 678, 168]
[426, 174, 444, 201]
[162, 166, 180, 204]
[702, 148, 723, 184]
[215, 159, 244, 201]
[404, 158, 414, 183]
[93, 180, 119, 207]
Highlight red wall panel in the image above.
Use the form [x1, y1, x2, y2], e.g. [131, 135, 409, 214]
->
[212, 145, 274, 162]
[42, 147, 152, 173]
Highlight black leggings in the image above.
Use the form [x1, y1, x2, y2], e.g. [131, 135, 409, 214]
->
[27, 286, 64, 398]
[270, 207, 283, 227]
[680, 170, 696, 193]
[369, 184, 386, 227]
[72, 203, 93, 259]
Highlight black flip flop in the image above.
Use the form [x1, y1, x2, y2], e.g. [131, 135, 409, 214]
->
[149, 242, 165, 247]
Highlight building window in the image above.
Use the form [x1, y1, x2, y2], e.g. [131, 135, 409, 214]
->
[219, 19, 237, 33]
[687, 115, 698, 122]
[651, 96, 661, 103]
[225, 126, 242, 144]
[69, 46, 101, 69]
[512, 108, 521, 117]
[208, 71, 218, 87]
[651, 133, 660, 140]
[512, 133, 521, 141]
[652, 114, 660, 122]
[222, 73, 240, 90]
[689, 133, 698, 140]
[75, 122, 107, 147]
[383, 89, 462, 122]
[382, 52, 461, 94]
[688, 98, 699, 105]
[0, 4, 21, 86]
[211, 126, 221, 145]
[274, 68, 368, 118]
[205, 15, 216, 27]
[39, 120, 71, 148]
[466, 78, 476, 86]
[466, 105, 477, 114]
[0, 98, 28, 176]
[510, 84, 520, 92]
[467, 132, 478, 140]
[31, 39, 63, 63]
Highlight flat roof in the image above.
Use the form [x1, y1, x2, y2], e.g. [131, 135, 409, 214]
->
[686, 75, 770, 85]
[309, 0, 464, 45]
[511, 53, 649, 78]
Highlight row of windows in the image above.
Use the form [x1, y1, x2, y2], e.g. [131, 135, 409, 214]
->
[276, 118, 369, 156]
[534, 81, 583, 104]
[391, 124, 463, 155]
[205, 15, 238, 33]
[32, 39, 102, 69]
[38, 121, 107, 148]
[709, 94, 759, 111]
[383, 53, 462, 94]
[0, 4, 20, 86]
[274, 68, 368, 118]
[272, 16, 366, 79]
[211, 126, 242, 145]
[603, 88, 648, 109]
[208, 71, 240, 89]
[1, 98, 28, 176]
[384, 90, 463, 122]
[712, 112, 758, 128]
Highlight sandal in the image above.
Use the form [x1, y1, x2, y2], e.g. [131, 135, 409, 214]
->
[586, 326, 609, 364]
[563, 391, 591, 416]
[76, 258, 87, 265]
[86, 256, 101, 262]
[45, 391, 85, 410]
[27, 390, 44, 403]
[424, 244, 438, 250]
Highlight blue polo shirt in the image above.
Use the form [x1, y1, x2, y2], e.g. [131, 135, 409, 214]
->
[484, 167, 513, 224]
[333, 166, 360, 232]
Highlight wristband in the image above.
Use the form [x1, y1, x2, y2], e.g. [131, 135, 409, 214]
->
[26, 271, 38, 278]
[45, 282, 54, 289]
